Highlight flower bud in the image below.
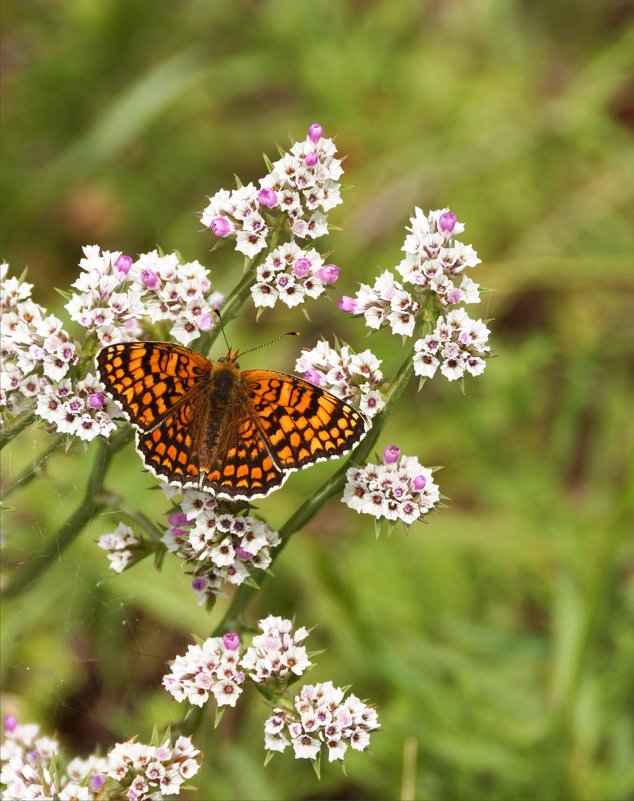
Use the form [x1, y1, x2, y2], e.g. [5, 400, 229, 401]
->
[413, 474, 427, 490]
[168, 512, 190, 527]
[223, 632, 241, 651]
[88, 392, 105, 409]
[257, 187, 278, 208]
[308, 123, 323, 144]
[338, 295, 357, 312]
[140, 269, 158, 288]
[191, 577, 206, 591]
[114, 254, 132, 274]
[236, 547, 253, 560]
[316, 263, 339, 283]
[3, 715, 17, 733]
[438, 212, 457, 233]
[384, 445, 401, 464]
[198, 313, 213, 331]
[304, 370, 322, 386]
[293, 258, 311, 278]
[210, 216, 232, 237]
[90, 775, 106, 792]
[304, 151, 319, 168]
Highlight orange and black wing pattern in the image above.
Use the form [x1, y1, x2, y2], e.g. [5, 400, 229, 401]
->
[242, 370, 367, 472]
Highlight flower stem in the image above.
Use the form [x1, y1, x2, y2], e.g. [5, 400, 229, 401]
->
[211, 348, 416, 635]
[0, 413, 36, 451]
[1, 429, 132, 599]
[2, 435, 66, 499]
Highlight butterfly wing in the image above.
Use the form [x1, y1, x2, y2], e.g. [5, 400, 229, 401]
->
[96, 342, 212, 430]
[242, 369, 367, 471]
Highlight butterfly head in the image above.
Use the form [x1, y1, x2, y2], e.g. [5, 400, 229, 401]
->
[217, 347, 240, 368]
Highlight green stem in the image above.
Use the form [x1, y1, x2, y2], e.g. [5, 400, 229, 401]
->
[98, 489, 166, 542]
[2, 435, 66, 499]
[1, 429, 132, 599]
[212, 348, 416, 635]
[0, 413, 36, 451]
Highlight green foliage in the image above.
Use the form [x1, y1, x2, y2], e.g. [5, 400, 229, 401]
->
[1, 1, 633, 799]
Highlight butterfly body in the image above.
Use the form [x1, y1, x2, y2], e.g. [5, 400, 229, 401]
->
[96, 342, 367, 500]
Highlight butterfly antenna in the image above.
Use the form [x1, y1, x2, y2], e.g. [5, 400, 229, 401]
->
[239, 331, 301, 358]
[212, 307, 232, 353]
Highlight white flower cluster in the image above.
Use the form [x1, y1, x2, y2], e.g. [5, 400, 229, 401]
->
[397, 207, 481, 305]
[0, 717, 108, 800]
[259, 130, 343, 240]
[1, 263, 76, 417]
[345, 270, 421, 337]
[98, 522, 141, 573]
[66, 245, 224, 347]
[265, 682, 380, 763]
[241, 615, 312, 684]
[201, 124, 343, 258]
[295, 339, 385, 418]
[162, 633, 245, 708]
[36, 372, 118, 442]
[413, 308, 491, 382]
[107, 736, 200, 799]
[159, 489, 281, 604]
[342, 453, 439, 526]
[251, 242, 339, 310]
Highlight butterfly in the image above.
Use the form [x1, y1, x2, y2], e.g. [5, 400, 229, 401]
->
[96, 341, 367, 500]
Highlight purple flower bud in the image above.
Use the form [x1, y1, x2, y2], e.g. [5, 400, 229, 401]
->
[236, 546, 253, 560]
[338, 295, 357, 312]
[413, 474, 427, 490]
[3, 715, 17, 733]
[171, 528, 187, 539]
[236, 671, 245, 683]
[210, 216, 232, 237]
[124, 317, 138, 331]
[304, 370, 322, 386]
[384, 445, 401, 464]
[293, 258, 312, 278]
[191, 577, 206, 591]
[304, 151, 319, 168]
[308, 123, 323, 144]
[223, 632, 240, 651]
[198, 313, 213, 331]
[88, 392, 105, 409]
[168, 512, 189, 527]
[438, 212, 457, 233]
[445, 288, 464, 305]
[257, 187, 278, 208]
[114, 254, 132, 274]
[140, 269, 158, 288]
[90, 774, 106, 791]
[316, 263, 340, 283]
[128, 792, 137, 801]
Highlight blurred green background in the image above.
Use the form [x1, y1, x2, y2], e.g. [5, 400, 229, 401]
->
[2, 1, 634, 799]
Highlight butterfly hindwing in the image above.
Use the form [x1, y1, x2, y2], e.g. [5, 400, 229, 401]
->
[242, 369, 367, 470]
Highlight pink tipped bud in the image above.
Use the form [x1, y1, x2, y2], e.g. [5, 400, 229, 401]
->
[413, 474, 427, 490]
[438, 212, 457, 233]
[445, 288, 464, 305]
[198, 313, 213, 331]
[168, 511, 189, 527]
[3, 715, 17, 733]
[171, 528, 187, 539]
[236, 547, 253, 560]
[257, 187, 278, 208]
[210, 216, 232, 237]
[140, 269, 158, 288]
[316, 263, 339, 283]
[304, 370, 322, 386]
[114, 254, 132, 274]
[293, 258, 311, 278]
[88, 392, 105, 409]
[338, 295, 357, 312]
[304, 151, 319, 168]
[90, 774, 106, 792]
[236, 671, 245, 684]
[191, 577, 206, 591]
[223, 632, 241, 651]
[383, 445, 401, 464]
[308, 123, 323, 144]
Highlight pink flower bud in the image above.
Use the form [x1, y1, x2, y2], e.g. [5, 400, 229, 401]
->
[223, 632, 240, 651]
[413, 474, 427, 490]
[90, 774, 106, 791]
[293, 258, 311, 278]
[198, 313, 213, 331]
[236, 671, 245, 683]
[88, 392, 105, 409]
[445, 288, 464, 305]
[316, 263, 339, 283]
[236, 547, 253, 560]
[304, 370, 322, 386]
[140, 269, 158, 288]
[3, 715, 17, 733]
[338, 295, 357, 312]
[308, 123, 323, 144]
[114, 254, 132, 274]
[438, 212, 457, 233]
[258, 187, 278, 208]
[191, 577, 206, 591]
[304, 151, 319, 168]
[383, 445, 401, 464]
[210, 216, 232, 237]
[168, 512, 191, 527]
[171, 528, 187, 539]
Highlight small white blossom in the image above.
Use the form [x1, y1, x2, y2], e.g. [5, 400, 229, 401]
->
[98, 523, 141, 573]
[413, 310, 490, 382]
[241, 616, 312, 684]
[347, 270, 420, 336]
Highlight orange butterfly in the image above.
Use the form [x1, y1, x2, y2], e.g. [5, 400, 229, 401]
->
[96, 342, 367, 500]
